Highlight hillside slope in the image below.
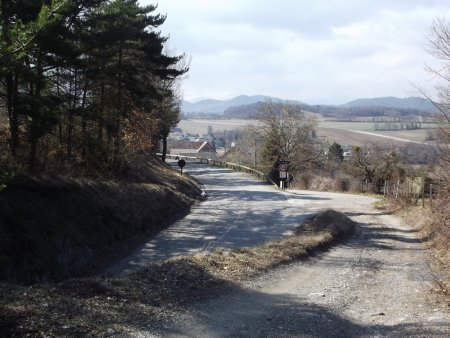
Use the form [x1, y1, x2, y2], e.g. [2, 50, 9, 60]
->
[181, 95, 290, 114]
[343, 96, 435, 110]
[0, 156, 201, 284]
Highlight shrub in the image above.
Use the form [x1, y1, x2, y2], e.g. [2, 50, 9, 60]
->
[334, 177, 350, 192]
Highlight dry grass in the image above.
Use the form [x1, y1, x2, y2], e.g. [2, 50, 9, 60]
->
[395, 200, 450, 296]
[0, 210, 356, 337]
[191, 209, 355, 280]
[425, 199, 449, 295]
[0, 178, 197, 283]
[0, 155, 202, 284]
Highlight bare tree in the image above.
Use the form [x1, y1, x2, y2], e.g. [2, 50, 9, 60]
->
[419, 18, 450, 273]
[249, 102, 324, 176]
[224, 127, 262, 166]
[343, 144, 408, 193]
[424, 18, 450, 181]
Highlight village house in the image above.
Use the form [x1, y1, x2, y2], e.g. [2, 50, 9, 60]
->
[168, 140, 219, 160]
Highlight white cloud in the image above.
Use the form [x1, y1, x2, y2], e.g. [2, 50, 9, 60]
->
[142, 0, 450, 104]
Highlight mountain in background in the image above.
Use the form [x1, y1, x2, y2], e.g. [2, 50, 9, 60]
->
[181, 95, 436, 117]
[342, 96, 435, 111]
[181, 95, 294, 114]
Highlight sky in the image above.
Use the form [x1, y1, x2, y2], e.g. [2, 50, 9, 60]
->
[141, 0, 450, 105]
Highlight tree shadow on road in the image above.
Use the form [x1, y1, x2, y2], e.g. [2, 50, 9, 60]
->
[156, 265, 448, 338]
[341, 211, 426, 252]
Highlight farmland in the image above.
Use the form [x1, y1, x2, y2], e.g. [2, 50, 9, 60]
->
[177, 118, 431, 145]
[177, 119, 256, 135]
[369, 129, 428, 142]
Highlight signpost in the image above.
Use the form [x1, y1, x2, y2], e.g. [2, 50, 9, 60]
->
[178, 159, 186, 175]
[277, 160, 289, 189]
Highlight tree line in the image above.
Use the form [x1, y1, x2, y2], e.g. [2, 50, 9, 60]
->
[222, 101, 433, 120]
[0, 0, 185, 176]
[373, 121, 423, 131]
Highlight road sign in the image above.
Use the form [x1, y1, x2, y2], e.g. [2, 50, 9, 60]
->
[178, 159, 186, 175]
[278, 160, 289, 184]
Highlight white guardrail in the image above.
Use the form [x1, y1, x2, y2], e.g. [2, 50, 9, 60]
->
[156, 153, 271, 183]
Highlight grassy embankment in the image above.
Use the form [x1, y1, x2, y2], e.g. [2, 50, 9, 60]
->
[0, 209, 356, 337]
[394, 202, 450, 295]
[0, 156, 202, 284]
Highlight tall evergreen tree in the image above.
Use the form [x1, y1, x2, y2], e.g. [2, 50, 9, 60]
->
[1, 0, 187, 174]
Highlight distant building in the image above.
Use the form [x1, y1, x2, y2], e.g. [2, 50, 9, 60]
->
[214, 137, 226, 148]
[343, 151, 352, 159]
[168, 140, 219, 160]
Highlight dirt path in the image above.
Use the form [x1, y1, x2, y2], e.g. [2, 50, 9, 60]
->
[122, 204, 449, 337]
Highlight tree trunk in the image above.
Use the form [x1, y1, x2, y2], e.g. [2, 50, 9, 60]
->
[97, 81, 105, 142]
[113, 45, 123, 165]
[28, 136, 38, 171]
[67, 69, 78, 158]
[28, 56, 44, 172]
[5, 72, 19, 157]
[161, 134, 167, 162]
[1, 3, 19, 158]
[81, 79, 88, 161]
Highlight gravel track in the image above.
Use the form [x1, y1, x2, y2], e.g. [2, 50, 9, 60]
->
[132, 208, 447, 338]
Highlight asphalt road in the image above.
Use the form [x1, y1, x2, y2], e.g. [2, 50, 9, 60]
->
[107, 163, 449, 337]
[107, 163, 376, 275]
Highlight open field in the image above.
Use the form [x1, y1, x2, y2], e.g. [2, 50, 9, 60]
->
[177, 119, 256, 135]
[178, 118, 432, 144]
[318, 121, 431, 142]
[318, 121, 376, 131]
[317, 127, 397, 146]
[372, 129, 429, 142]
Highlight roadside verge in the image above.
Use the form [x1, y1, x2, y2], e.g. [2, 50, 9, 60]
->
[0, 157, 202, 284]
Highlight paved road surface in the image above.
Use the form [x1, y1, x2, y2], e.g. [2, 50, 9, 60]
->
[110, 163, 449, 337]
[107, 163, 376, 275]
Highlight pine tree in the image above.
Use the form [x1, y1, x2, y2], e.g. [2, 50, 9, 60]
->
[0, 0, 187, 174]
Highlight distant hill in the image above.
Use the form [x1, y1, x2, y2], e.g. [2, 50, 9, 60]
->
[343, 97, 435, 111]
[224, 101, 313, 119]
[181, 95, 290, 114]
[182, 95, 435, 118]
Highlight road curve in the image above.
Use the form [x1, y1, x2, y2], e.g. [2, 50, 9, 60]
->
[109, 163, 449, 337]
[163, 208, 449, 338]
[107, 163, 376, 275]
